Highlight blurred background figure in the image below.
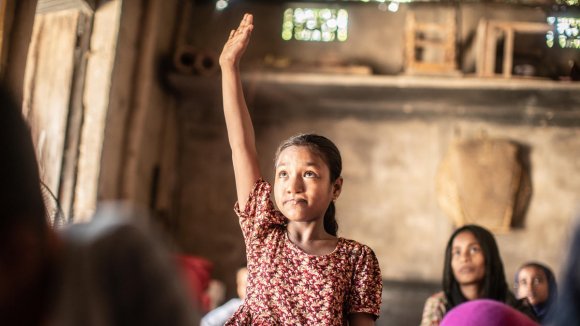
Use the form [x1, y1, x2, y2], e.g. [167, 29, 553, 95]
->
[0, 82, 54, 325]
[176, 254, 215, 313]
[421, 224, 536, 326]
[0, 84, 200, 326]
[514, 262, 558, 324]
[201, 266, 248, 326]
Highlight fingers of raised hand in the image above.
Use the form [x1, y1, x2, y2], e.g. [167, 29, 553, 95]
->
[238, 13, 252, 29]
[233, 13, 253, 36]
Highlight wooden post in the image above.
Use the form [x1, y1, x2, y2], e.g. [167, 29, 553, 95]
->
[404, 12, 416, 72]
[475, 19, 487, 77]
[0, 0, 10, 75]
[503, 28, 514, 78]
[483, 23, 497, 77]
[1, 0, 38, 103]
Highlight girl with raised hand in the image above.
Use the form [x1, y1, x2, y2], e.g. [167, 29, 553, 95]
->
[219, 13, 382, 325]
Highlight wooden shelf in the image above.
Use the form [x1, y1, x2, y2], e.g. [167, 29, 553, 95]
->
[165, 71, 580, 128]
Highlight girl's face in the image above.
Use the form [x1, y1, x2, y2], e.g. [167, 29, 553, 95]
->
[451, 230, 486, 286]
[515, 266, 549, 306]
[274, 146, 341, 224]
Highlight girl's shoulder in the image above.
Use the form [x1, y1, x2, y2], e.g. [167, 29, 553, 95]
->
[428, 291, 447, 302]
[235, 178, 274, 216]
[338, 238, 378, 259]
[339, 237, 371, 249]
[421, 291, 447, 326]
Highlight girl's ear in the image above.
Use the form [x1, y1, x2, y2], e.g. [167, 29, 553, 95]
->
[332, 177, 343, 200]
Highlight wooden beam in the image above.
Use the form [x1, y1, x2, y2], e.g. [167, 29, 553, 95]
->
[0, 0, 13, 77]
[36, 0, 95, 14]
[490, 21, 551, 34]
[2, 0, 38, 103]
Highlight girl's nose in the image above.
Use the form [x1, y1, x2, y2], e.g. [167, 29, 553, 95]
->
[460, 251, 472, 262]
[287, 174, 304, 193]
[524, 283, 534, 296]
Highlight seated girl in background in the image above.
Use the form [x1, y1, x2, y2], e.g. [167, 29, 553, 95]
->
[514, 262, 558, 324]
[420, 224, 536, 326]
[219, 13, 382, 325]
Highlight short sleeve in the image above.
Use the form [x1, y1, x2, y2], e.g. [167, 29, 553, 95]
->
[348, 245, 383, 318]
[233, 178, 287, 242]
[420, 292, 447, 326]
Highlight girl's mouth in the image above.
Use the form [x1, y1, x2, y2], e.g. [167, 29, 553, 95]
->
[458, 266, 475, 274]
[285, 198, 307, 205]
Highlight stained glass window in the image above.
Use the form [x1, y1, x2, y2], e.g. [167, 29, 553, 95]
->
[547, 16, 580, 49]
[556, 0, 579, 5]
[282, 8, 348, 42]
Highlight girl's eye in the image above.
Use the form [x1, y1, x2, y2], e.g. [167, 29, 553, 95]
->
[469, 246, 481, 254]
[452, 249, 461, 256]
[304, 171, 317, 178]
[278, 171, 288, 178]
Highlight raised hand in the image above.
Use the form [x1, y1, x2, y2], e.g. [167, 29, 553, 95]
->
[220, 13, 261, 208]
[219, 13, 254, 68]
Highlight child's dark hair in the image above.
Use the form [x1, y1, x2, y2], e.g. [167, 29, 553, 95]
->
[0, 84, 47, 236]
[443, 224, 511, 309]
[275, 133, 342, 236]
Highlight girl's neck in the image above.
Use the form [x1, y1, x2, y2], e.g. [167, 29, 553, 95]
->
[460, 283, 482, 301]
[287, 221, 334, 241]
[286, 222, 337, 255]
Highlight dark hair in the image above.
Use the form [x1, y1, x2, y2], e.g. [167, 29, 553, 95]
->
[515, 262, 558, 322]
[274, 133, 342, 236]
[443, 224, 511, 310]
[0, 85, 47, 235]
[0, 85, 53, 325]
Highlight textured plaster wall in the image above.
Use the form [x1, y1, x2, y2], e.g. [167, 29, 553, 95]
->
[174, 85, 580, 299]
[168, 1, 580, 303]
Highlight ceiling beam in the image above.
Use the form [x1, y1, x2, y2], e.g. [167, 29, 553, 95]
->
[36, 0, 96, 14]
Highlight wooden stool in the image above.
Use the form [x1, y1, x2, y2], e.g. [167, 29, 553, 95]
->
[404, 9, 459, 76]
[476, 19, 551, 78]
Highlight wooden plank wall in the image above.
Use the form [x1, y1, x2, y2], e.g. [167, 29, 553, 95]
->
[0, 0, 12, 76]
[22, 9, 80, 222]
[0, 0, 38, 103]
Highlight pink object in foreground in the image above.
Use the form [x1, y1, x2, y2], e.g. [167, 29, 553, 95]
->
[441, 299, 538, 326]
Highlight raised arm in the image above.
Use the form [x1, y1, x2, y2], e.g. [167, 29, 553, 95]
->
[219, 13, 261, 208]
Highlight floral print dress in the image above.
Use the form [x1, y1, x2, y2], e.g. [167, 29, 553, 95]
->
[225, 179, 382, 325]
[420, 291, 447, 326]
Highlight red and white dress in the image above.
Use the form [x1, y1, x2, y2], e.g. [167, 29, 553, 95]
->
[226, 179, 382, 325]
